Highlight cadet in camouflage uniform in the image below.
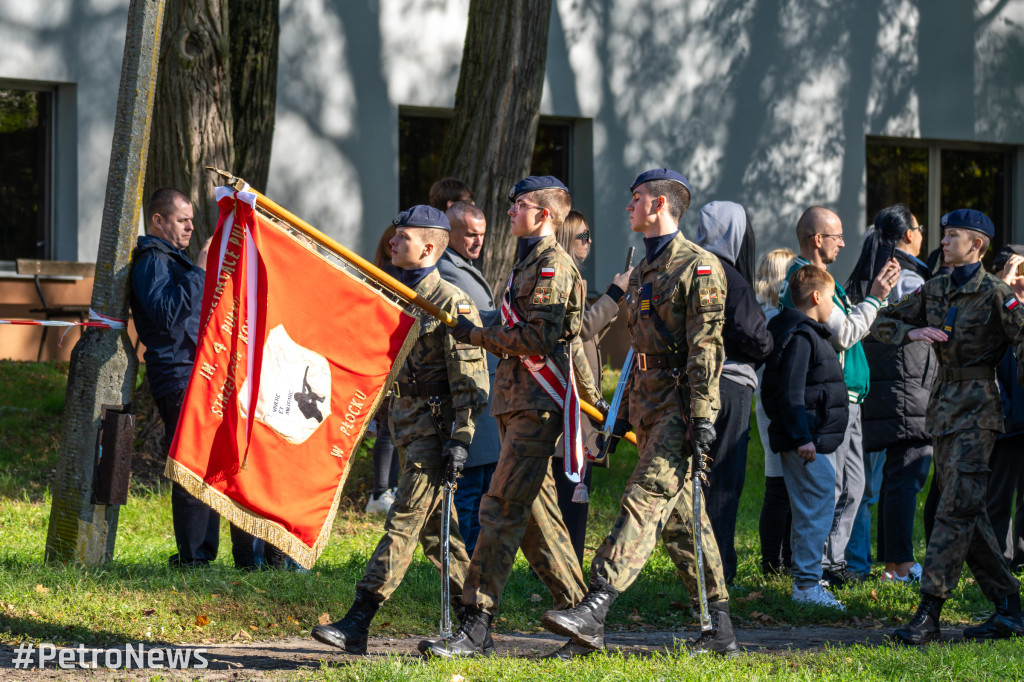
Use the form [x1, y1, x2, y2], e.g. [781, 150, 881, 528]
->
[420, 176, 604, 659]
[873, 209, 1024, 645]
[542, 169, 739, 657]
[311, 205, 489, 655]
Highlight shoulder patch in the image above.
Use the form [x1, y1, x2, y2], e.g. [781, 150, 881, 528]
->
[457, 303, 472, 315]
[540, 267, 556, 278]
[532, 286, 553, 305]
[699, 287, 720, 307]
[696, 265, 712, 277]
[1006, 297, 1020, 312]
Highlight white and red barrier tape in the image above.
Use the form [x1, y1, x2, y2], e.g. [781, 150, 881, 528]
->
[0, 308, 126, 330]
[0, 309, 127, 348]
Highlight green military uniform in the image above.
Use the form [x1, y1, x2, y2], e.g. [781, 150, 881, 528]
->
[356, 269, 489, 603]
[873, 265, 1024, 601]
[590, 231, 729, 606]
[461, 233, 603, 614]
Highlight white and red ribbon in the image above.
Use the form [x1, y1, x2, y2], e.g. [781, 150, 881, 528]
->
[500, 272, 584, 483]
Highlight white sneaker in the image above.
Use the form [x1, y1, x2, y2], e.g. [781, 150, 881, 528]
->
[882, 562, 923, 583]
[365, 488, 395, 514]
[792, 583, 846, 611]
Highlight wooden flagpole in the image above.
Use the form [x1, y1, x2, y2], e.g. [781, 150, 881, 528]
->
[205, 168, 636, 446]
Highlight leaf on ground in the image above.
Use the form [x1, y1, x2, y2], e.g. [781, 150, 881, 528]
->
[870, 589, 879, 601]
[195, 614, 210, 627]
[318, 612, 331, 625]
[738, 590, 763, 602]
[452, 675, 466, 682]
[27, 609, 38, 617]
[142, 608, 156, 617]
[253, 587, 266, 594]
[529, 593, 542, 602]
[35, 584, 49, 594]
[232, 628, 252, 641]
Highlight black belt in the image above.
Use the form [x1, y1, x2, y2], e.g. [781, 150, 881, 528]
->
[394, 380, 450, 398]
[937, 366, 995, 382]
[636, 351, 685, 371]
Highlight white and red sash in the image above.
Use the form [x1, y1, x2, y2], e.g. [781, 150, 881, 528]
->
[501, 272, 584, 483]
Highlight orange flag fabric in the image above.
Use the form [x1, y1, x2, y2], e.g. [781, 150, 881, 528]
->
[165, 187, 417, 568]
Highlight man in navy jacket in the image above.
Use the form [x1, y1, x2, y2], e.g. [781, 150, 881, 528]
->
[131, 187, 253, 568]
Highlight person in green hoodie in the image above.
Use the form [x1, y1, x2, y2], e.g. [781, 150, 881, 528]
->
[779, 206, 900, 587]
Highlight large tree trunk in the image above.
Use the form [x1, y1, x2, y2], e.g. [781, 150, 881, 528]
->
[45, 0, 164, 565]
[439, 0, 553, 292]
[228, 0, 279, 192]
[144, 0, 233, 255]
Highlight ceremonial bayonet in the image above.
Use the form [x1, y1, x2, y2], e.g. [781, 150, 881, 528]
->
[589, 347, 635, 466]
[691, 419, 712, 633]
[439, 424, 456, 640]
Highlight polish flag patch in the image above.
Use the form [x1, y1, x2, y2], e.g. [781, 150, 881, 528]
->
[1006, 297, 1019, 311]
[696, 265, 712, 276]
[457, 303, 472, 315]
[541, 267, 556, 278]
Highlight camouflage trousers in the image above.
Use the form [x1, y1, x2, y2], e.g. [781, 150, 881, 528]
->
[590, 413, 728, 605]
[462, 410, 586, 615]
[921, 428, 1019, 601]
[356, 436, 470, 603]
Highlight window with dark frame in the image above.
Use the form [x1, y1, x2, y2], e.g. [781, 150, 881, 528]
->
[0, 88, 53, 262]
[866, 138, 1014, 270]
[398, 109, 572, 212]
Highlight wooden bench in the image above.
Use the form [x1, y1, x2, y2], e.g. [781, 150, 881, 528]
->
[15, 259, 94, 361]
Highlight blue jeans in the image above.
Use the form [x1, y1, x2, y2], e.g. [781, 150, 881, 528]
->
[454, 462, 496, 557]
[846, 449, 886, 574]
[780, 449, 837, 588]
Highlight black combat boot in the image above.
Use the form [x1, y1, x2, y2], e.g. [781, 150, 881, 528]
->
[417, 602, 494, 655]
[421, 607, 493, 658]
[310, 589, 381, 654]
[891, 593, 945, 645]
[540, 587, 617, 650]
[687, 600, 740, 656]
[964, 592, 1024, 640]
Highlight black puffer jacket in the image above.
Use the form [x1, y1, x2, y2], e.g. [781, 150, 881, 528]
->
[862, 252, 936, 451]
[763, 307, 850, 454]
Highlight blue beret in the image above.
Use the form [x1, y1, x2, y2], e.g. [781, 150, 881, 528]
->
[392, 204, 450, 231]
[507, 175, 569, 201]
[630, 168, 691, 194]
[940, 208, 994, 239]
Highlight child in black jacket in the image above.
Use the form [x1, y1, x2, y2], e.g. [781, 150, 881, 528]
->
[763, 265, 849, 610]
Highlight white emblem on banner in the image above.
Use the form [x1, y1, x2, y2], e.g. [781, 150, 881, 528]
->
[238, 325, 331, 444]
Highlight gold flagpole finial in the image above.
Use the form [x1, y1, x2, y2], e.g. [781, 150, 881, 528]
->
[205, 166, 247, 191]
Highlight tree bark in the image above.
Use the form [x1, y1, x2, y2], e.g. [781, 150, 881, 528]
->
[228, 0, 279, 192]
[144, 0, 233, 255]
[439, 0, 553, 292]
[45, 0, 165, 565]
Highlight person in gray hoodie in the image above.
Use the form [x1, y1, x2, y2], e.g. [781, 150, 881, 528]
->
[696, 201, 774, 584]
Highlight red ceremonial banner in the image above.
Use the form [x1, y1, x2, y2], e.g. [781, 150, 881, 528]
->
[166, 188, 417, 567]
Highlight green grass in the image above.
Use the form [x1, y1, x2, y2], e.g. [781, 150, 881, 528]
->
[2, 360, 1024, 679]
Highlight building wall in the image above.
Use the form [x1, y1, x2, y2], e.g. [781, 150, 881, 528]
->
[2, 0, 1023, 288]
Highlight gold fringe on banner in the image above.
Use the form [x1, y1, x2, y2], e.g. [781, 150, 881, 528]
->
[163, 192, 424, 569]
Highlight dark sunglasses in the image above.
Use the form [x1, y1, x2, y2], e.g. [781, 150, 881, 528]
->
[575, 231, 591, 243]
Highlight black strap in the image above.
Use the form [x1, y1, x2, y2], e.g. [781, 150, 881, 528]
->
[395, 380, 450, 398]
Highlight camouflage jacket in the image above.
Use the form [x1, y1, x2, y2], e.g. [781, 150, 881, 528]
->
[620, 232, 726, 427]
[391, 269, 490, 447]
[871, 265, 1024, 435]
[470, 234, 602, 415]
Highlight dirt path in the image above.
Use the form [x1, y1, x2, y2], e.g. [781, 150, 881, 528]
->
[0, 626, 967, 679]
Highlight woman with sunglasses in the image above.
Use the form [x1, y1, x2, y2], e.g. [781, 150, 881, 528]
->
[553, 209, 633, 568]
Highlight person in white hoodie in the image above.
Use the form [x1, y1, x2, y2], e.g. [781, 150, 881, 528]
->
[695, 201, 774, 585]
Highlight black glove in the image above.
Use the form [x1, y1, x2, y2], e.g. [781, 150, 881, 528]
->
[442, 438, 470, 484]
[691, 417, 716, 454]
[598, 418, 631, 455]
[588, 398, 611, 430]
[450, 315, 477, 344]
